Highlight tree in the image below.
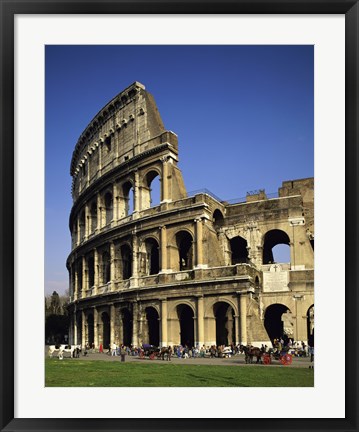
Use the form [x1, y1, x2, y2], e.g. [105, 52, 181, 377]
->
[49, 291, 61, 315]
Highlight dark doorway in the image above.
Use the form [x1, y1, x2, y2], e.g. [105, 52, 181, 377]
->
[102, 312, 110, 349]
[122, 309, 132, 346]
[176, 231, 193, 271]
[230, 236, 248, 264]
[214, 302, 235, 346]
[146, 239, 159, 275]
[87, 314, 94, 346]
[121, 244, 132, 279]
[146, 307, 159, 346]
[264, 304, 289, 341]
[178, 305, 194, 348]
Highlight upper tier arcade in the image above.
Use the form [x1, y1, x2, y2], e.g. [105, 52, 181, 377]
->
[70, 82, 180, 201]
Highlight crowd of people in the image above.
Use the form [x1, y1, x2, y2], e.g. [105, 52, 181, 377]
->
[81, 334, 314, 364]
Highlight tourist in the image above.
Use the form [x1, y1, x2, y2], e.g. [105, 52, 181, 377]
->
[120, 345, 126, 362]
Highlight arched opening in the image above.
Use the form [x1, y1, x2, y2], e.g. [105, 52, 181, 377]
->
[307, 305, 314, 341]
[101, 312, 110, 350]
[264, 304, 291, 342]
[254, 276, 260, 297]
[146, 307, 160, 347]
[88, 256, 94, 288]
[122, 309, 132, 346]
[90, 201, 97, 233]
[104, 192, 113, 225]
[263, 229, 291, 264]
[87, 314, 94, 347]
[146, 171, 161, 210]
[176, 231, 193, 271]
[102, 252, 111, 284]
[230, 236, 249, 264]
[177, 304, 194, 348]
[77, 261, 83, 293]
[213, 209, 224, 228]
[214, 302, 235, 346]
[145, 238, 159, 275]
[76, 314, 82, 345]
[121, 244, 132, 279]
[79, 211, 85, 240]
[310, 239, 314, 251]
[122, 181, 135, 216]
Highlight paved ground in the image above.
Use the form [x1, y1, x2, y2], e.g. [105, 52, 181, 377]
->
[47, 348, 313, 368]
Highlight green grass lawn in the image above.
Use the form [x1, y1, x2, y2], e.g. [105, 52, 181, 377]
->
[45, 359, 314, 387]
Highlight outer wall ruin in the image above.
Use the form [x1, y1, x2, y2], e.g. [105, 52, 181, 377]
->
[67, 82, 314, 349]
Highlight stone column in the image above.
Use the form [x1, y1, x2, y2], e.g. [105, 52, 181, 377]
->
[94, 307, 98, 349]
[77, 217, 81, 246]
[132, 302, 139, 347]
[93, 248, 99, 295]
[74, 265, 78, 300]
[82, 310, 86, 347]
[234, 315, 240, 345]
[73, 312, 78, 345]
[161, 157, 169, 202]
[197, 296, 204, 347]
[134, 170, 140, 213]
[113, 182, 118, 222]
[110, 304, 116, 345]
[159, 226, 168, 272]
[239, 294, 247, 345]
[84, 202, 90, 240]
[195, 218, 204, 268]
[97, 193, 102, 230]
[160, 299, 168, 347]
[110, 242, 116, 291]
[132, 233, 138, 279]
[82, 256, 87, 297]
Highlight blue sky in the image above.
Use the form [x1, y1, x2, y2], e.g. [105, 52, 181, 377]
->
[45, 45, 314, 295]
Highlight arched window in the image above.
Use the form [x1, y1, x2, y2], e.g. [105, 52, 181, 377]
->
[176, 231, 193, 271]
[122, 181, 135, 217]
[213, 209, 224, 228]
[102, 251, 111, 284]
[230, 236, 248, 264]
[263, 229, 291, 264]
[142, 171, 161, 209]
[90, 201, 97, 233]
[104, 192, 113, 225]
[121, 244, 132, 279]
[145, 238, 159, 275]
[88, 256, 95, 288]
[79, 211, 86, 240]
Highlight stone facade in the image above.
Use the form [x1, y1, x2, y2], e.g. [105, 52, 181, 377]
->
[67, 82, 314, 349]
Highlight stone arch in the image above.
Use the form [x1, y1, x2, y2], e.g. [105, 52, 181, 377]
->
[230, 236, 249, 264]
[262, 229, 291, 265]
[87, 313, 94, 346]
[204, 297, 239, 318]
[213, 301, 235, 346]
[101, 311, 111, 349]
[264, 303, 293, 342]
[90, 200, 97, 233]
[176, 304, 195, 348]
[104, 191, 113, 225]
[101, 251, 111, 284]
[121, 308, 132, 346]
[144, 237, 159, 275]
[79, 210, 86, 240]
[175, 230, 194, 271]
[213, 209, 224, 228]
[120, 244, 132, 279]
[141, 168, 162, 209]
[87, 255, 95, 288]
[168, 299, 196, 319]
[120, 179, 135, 217]
[145, 306, 160, 346]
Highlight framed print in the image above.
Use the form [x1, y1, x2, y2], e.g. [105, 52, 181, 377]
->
[1, 1, 358, 431]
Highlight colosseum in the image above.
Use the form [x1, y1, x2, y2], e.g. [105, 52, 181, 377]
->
[67, 82, 314, 350]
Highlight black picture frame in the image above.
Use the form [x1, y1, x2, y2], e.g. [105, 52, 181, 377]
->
[1, 1, 358, 431]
